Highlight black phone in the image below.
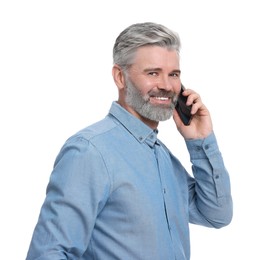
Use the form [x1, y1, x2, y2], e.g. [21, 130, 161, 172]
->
[175, 84, 192, 125]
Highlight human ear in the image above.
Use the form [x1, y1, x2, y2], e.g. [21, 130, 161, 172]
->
[112, 65, 126, 90]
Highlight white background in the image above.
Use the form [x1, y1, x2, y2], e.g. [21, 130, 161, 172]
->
[1, 1, 264, 259]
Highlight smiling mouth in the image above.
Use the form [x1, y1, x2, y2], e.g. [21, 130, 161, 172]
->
[149, 96, 173, 106]
[147, 90, 176, 106]
[154, 96, 170, 101]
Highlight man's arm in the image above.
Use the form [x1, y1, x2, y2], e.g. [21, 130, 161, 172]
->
[186, 133, 233, 228]
[26, 136, 110, 259]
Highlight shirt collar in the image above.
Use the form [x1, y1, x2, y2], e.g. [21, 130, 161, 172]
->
[108, 102, 158, 148]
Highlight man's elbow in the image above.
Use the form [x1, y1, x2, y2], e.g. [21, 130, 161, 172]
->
[210, 197, 233, 229]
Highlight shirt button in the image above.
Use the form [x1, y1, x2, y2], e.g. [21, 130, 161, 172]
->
[150, 134, 154, 139]
[204, 144, 210, 150]
[215, 175, 220, 179]
[196, 146, 201, 151]
[139, 136, 143, 141]
[163, 188, 166, 194]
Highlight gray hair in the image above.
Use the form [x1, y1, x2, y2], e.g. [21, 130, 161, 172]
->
[113, 22, 181, 70]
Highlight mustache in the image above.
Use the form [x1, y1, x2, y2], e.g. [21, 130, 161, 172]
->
[148, 89, 176, 98]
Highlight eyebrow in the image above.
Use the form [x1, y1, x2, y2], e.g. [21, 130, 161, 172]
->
[143, 68, 181, 74]
[171, 69, 181, 74]
[143, 68, 162, 72]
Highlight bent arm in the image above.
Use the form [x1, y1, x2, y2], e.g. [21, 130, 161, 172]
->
[186, 132, 233, 228]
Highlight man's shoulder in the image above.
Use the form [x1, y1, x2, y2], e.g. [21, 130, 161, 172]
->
[67, 115, 119, 144]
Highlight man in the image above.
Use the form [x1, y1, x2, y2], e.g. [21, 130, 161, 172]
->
[26, 22, 233, 259]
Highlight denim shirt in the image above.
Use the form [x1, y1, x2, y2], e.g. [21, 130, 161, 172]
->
[26, 101, 233, 260]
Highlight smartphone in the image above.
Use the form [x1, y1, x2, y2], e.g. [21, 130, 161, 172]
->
[175, 84, 192, 125]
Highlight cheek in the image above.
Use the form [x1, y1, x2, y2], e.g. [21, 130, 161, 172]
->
[134, 78, 155, 95]
[173, 81, 181, 94]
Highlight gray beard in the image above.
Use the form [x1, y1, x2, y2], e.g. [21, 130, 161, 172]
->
[124, 78, 177, 122]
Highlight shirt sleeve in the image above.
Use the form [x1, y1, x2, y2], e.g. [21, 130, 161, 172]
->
[185, 132, 233, 228]
[26, 136, 111, 260]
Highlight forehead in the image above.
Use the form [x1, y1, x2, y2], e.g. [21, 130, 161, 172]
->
[132, 45, 179, 68]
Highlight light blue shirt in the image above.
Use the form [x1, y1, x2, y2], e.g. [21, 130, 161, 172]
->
[26, 102, 232, 260]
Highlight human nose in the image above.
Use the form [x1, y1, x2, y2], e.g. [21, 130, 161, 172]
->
[157, 76, 173, 91]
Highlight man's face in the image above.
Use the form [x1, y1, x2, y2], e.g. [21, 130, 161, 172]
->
[124, 45, 181, 123]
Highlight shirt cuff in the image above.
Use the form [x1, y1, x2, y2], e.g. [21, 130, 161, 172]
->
[185, 132, 220, 160]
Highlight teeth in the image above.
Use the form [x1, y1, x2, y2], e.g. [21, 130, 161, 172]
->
[155, 97, 169, 101]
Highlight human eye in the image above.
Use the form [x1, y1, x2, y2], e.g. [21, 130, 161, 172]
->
[144, 68, 160, 76]
[148, 71, 158, 76]
[170, 70, 181, 78]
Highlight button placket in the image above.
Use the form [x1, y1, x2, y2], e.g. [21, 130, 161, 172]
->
[154, 142, 172, 237]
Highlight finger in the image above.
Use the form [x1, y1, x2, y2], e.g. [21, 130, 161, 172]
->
[188, 94, 203, 114]
[190, 101, 201, 115]
[187, 93, 201, 106]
